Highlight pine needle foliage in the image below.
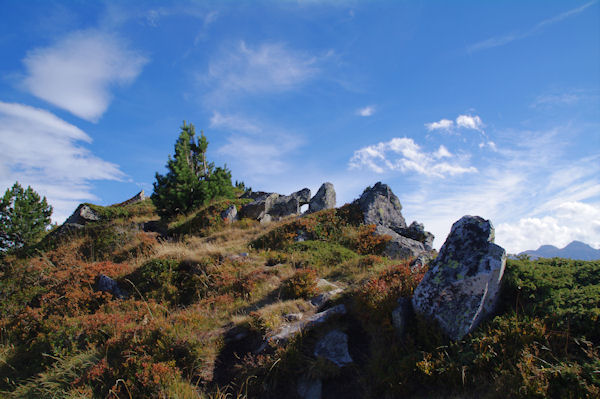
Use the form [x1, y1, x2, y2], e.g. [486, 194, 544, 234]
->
[0, 181, 52, 251]
[152, 122, 235, 218]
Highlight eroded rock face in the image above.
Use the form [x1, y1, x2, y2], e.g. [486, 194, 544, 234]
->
[412, 216, 506, 340]
[239, 193, 281, 220]
[111, 190, 147, 207]
[314, 330, 353, 367]
[358, 182, 407, 232]
[308, 183, 336, 213]
[64, 204, 100, 227]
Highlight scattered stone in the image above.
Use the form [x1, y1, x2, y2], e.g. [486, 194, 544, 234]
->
[308, 183, 336, 213]
[314, 329, 353, 367]
[310, 279, 343, 310]
[358, 182, 406, 232]
[267, 304, 347, 346]
[391, 297, 412, 336]
[297, 376, 322, 399]
[284, 313, 304, 322]
[64, 204, 100, 227]
[95, 274, 127, 299]
[220, 205, 238, 223]
[111, 190, 147, 207]
[412, 216, 507, 340]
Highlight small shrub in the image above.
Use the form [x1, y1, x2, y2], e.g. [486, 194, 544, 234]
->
[281, 268, 318, 299]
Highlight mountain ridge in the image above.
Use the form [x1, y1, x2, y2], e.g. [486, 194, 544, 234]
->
[519, 240, 600, 260]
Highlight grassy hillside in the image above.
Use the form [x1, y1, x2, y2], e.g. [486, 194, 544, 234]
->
[0, 199, 598, 398]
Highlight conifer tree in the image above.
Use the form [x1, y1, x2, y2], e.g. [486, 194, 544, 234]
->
[152, 121, 235, 218]
[0, 182, 53, 251]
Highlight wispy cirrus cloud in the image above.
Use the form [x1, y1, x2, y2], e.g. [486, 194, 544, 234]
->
[349, 137, 477, 177]
[0, 101, 125, 222]
[400, 126, 600, 253]
[468, 1, 597, 52]
[203, 41, 327, 104]
[357, 105, 375, 117]
[22, 30, 147, 121]
[210, 111, 303, 176]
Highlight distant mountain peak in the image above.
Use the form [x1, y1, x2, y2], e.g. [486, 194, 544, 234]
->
[520, 240, 600, 261]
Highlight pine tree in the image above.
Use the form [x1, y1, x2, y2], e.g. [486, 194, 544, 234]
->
[0, 182, 53, 251]
[152, 121, 235, 218]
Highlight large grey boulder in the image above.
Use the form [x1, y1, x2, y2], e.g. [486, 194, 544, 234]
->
[291, 188, 312, 205]
[239, 193, 280, 220]
[314, 329, 353, 367]
[412, 216, 507, 340]
[358, 182, 406, 232]
[377, 226, 427, 260]
[64, 204, 100, 227]
[308, 183, 336, 213]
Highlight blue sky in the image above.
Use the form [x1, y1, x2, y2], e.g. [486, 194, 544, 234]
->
[1, 0, 599, 253]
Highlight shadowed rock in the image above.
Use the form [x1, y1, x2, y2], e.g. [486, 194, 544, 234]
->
[95, 274, 127, 299]
[314, 329, 353, 367]
[412, 216, 506, 340]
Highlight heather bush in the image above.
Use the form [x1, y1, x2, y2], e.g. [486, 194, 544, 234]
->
[281, 268, 318, 299]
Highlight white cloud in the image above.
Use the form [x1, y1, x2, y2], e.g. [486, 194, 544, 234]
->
[468, 1, 597, 52]
[0, 101, 124, 222]
[456, 114, 484, 131]
[496, 201, 600, 253]
[531, 92, 584, 108]
[400, 126, 600, 253]
[349, 137, 477, 178]
[425, 114, 485, 133]
[205, 41, 320, 102]
[22, 30, 147, 121]
[212, 112, 303, 176]
[425, 118, 453, 131]
[210, 111, 260, 133]
[357, 105, 375, 117]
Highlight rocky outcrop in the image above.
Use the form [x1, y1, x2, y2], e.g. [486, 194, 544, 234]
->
[314, 330, 353, 367]
[412, 216, 506, 340]
[111, 190, 147, 207]
[239, 188, 312, 222]
[358, 182, 406, 232]
[64, 204, 100, 227]
[356, 182, 434, 260]
[239, 193, 281, 220]
[308, 183, 336, 213]
[221, 205, 238, 223]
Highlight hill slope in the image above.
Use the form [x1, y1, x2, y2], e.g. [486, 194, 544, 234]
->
[0, 197, 598, 398]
